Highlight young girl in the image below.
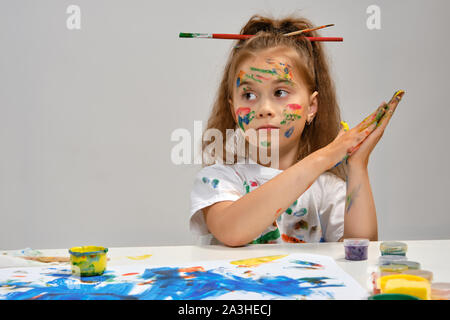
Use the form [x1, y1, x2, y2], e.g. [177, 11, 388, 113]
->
[189, 15, 404, 246]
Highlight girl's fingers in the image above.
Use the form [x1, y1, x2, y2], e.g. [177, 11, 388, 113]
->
[377, 90, 405, 128]
[356, 103, 387, 132]
[348, 122, 377, 154]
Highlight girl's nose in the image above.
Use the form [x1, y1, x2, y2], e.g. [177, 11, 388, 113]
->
[257, 110, 274, 118]
[256, 103, 276, 119]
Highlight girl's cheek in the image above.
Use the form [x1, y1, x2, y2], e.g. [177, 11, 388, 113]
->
[279, 104, 304, 139]
[279, 104, 303, 126]
[235, 107, 256, 132]
[284, 126, 295, 138]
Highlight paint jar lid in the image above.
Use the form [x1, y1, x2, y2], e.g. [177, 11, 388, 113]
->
[68, 246, 108, 257]
[431, 283, 450, 298]
[432, 282, 450, 291]
[378, 255, 407, 264]
[379, 260, 421, 270]
[431, 282, 450, 300]
[393, 260, 421, 270]
[379, 264, 408, 272]
[343, 238, 369, 246]
[380, 241, 408, 254]
[368, 293, 420, 300]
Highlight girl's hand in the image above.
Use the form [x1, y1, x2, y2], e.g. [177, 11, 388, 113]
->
[347, 90, 405, 167]
[323, 117, 379, 169]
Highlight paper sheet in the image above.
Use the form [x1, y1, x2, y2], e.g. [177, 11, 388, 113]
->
[0, 253, 368, 300]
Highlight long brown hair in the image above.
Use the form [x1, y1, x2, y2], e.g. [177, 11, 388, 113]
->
[202, 14, 347, 180]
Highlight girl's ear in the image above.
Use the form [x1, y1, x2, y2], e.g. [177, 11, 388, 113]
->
[307, 91, 319, 123]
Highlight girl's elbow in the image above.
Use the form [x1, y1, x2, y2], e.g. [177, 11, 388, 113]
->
[220, 235, 248, 247]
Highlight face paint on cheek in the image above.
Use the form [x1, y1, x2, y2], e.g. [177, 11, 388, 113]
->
[287, 104, 302, 111]
[280, 104, 303, 126]
[284, 126, 294, 138]
[236, 107, 255, 131]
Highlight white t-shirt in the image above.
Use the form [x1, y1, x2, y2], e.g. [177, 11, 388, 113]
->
[189, 161, 346, 245]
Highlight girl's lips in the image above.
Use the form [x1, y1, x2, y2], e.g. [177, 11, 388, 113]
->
[257, 125, 280, 131]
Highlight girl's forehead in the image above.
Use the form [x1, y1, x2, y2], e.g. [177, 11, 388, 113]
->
[240, 52, 295, 70]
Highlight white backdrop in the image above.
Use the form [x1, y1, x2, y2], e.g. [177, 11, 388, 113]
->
[1, 0, 449, 250]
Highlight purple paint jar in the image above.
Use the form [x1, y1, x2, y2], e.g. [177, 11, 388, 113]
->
[344, 238, 369, 261]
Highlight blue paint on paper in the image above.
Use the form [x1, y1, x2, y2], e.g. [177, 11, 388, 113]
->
[1, 266, 343, 300]
[289, 260, 323, 269]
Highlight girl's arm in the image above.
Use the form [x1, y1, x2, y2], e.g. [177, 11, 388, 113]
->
[203, 150, 331, 247]
[341, 163, 378, 241]
[203, 124, 373, 247]
[339, 91, 404, 241]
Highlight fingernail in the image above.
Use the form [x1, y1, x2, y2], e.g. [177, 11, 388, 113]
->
[394, 90, 405, 101]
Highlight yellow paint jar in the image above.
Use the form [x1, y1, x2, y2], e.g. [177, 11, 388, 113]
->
[378, 274, 431, 300]
[68, 246, 108, 277]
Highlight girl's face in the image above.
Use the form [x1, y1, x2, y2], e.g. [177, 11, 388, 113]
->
[230, 48, 318, 151]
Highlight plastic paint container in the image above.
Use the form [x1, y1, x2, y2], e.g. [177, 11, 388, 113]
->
[344, 238, 369, 261]
[378, 274, 429, 292]
[373, 270, 434, 294]
[368, 293, 420, 300]
[388, 260, 421, 270]
[378, 255, 407, 265]
[380, 241, 407, 256]
[379, 264, 408, 273]
[404, 270, 433, 282]
[68, 246, 108, 277]
[431, 282, 450, 300]
[378, 274, 431, 300]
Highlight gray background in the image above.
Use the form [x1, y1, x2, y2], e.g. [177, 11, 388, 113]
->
[1, 0, 449, 250]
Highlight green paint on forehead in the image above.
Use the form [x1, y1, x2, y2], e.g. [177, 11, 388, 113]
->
[249, 67, 277, 76]
[244, 73, 262, 83]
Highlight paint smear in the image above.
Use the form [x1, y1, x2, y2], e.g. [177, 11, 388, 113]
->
[280, 106, 302, 125]
[250, 67, 277, 76]
[126, 255, 152, 261]
[294, 220, 308, 230]
[293, 208, 307, 217]
[236, 70, 246, 87]
[289, 260, 324, 270]
[230, 255, 288, 268]
[287, 104, 302, 110]
[282, 234, 306, 244]
[255, 74, 271, 81]
[265, 59, 294, 84]
[236, 107, 255, 131]
[211, 179, 219, 189]
[285, 126, 294, 138]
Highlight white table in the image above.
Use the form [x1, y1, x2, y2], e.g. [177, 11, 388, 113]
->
[1, 240, 449, 293]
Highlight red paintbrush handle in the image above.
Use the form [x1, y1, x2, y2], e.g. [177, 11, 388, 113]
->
[211, 34, 343, 41]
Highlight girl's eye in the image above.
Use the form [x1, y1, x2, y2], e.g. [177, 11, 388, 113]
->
[275, 89, 289, 98]
[242, 92, 257, 100]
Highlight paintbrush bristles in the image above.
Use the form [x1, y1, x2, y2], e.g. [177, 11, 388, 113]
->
[284, 24, 335, 37]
